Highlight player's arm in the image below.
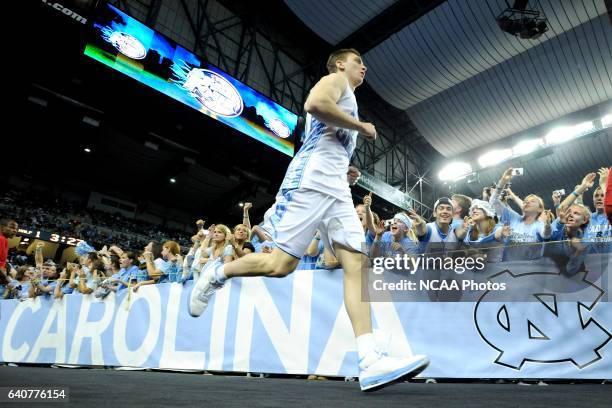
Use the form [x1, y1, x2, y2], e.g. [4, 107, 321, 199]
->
[304, 74, 375, 139]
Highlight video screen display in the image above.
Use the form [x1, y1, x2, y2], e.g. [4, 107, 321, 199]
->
[84, 3, 297, 156]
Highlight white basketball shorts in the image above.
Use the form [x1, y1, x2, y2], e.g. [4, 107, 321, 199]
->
[267, 188, 365, 258]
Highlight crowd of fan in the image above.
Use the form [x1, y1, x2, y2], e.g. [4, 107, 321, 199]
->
[1, 189, 191, 250]
[363, 166, 611, 272]
[0, 193, 333, 300]
[0, 165, 610, 302]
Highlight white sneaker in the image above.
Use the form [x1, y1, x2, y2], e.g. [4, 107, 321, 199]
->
[188, 260, 224, 317]
[359, 353, 429, 392]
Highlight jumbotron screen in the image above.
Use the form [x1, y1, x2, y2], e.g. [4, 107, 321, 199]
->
[84, 3, 297, 156]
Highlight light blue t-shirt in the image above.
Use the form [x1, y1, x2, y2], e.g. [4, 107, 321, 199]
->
[548, 219, 591, 242]
[205, 245, 234, 260]
[44, 279, 73, 295]
[463, 224, 501, 244]
[251, 234, 264, 253]
[380, 231, 419, 256]
[17, 282, 31, 300]
[500, 207, 545, 243]
[112, 265, 141, 288]
[157, 260, 183, 283]
[73, 267, 99, 291]
[57, 283, 73, 295]
[463, 224, 504, 263]
[549, 218, 566, 241]
[584, 212, 611, 242]
[499, 207, 546, 261]
[451, 218, 463, 230]
[38, 278, 69, 296]
[365, 230, 375, 248]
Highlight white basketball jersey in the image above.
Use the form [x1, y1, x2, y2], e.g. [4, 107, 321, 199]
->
[280, 83, 358, 202]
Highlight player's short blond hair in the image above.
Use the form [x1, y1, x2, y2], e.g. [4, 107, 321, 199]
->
[326, 48, 361, 73]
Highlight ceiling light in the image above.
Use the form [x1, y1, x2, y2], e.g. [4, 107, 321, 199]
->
[512, 138, 542, 155]
[573, 121, 595, 134]
[84, 148, 91, 153]
[82, 116, 100, 127]
[545, 122, 594, 145]
[600, 114, 611, 127]
[169, 178, 176, 183]
[144, 141, 159, 151]
[438, 162, 472, 181]
[28, 96, 48, 107]
[478, 149, 512, 168]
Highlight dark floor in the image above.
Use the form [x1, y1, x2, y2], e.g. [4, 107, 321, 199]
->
[0, 366, 610, 408]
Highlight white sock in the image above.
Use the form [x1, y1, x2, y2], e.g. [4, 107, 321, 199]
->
[356, 333, 376, 361]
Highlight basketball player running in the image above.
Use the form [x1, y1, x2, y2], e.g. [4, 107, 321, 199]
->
[189, 49, 429, 391]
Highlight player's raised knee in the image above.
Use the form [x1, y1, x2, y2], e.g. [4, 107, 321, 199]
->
[268, 261, 294, 277]
[266, 250, 299, 277]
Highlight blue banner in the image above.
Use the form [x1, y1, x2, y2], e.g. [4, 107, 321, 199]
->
[1, 268, 610, 378]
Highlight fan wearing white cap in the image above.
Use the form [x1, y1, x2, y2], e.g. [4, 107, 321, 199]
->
[410, 197, 466, 246]
[464, 199, 510, 244]
[371, 212, 418, 257]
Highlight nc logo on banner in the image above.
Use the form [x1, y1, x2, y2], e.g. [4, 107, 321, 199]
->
[474, 270, 611, 369]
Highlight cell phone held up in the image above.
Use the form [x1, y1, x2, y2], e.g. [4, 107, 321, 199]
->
[511, 168, 524, 176]
[553, 189, 566, 196]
